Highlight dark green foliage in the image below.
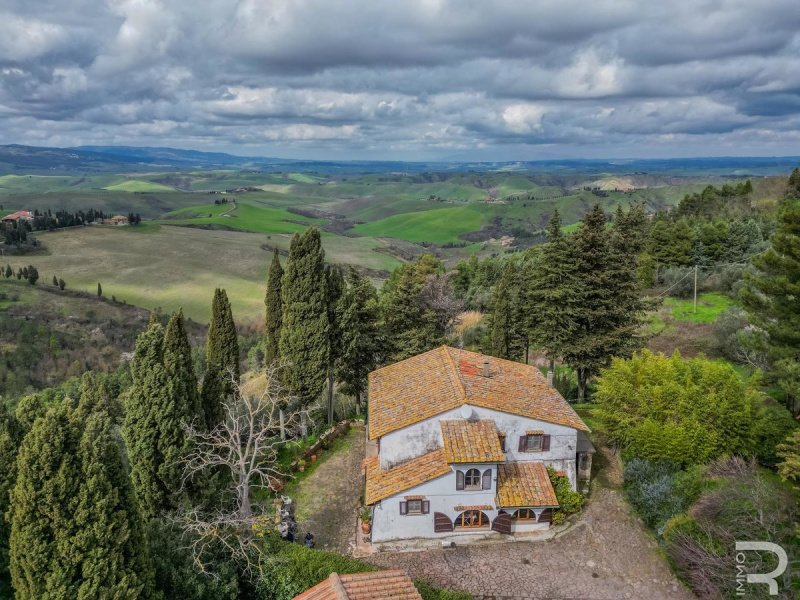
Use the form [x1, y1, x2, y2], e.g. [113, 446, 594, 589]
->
[563, 205, 647, 400]
[148, 519, 238, 600]
[24, 265, 37, 285]
[164, 309, 201, 422]
[58, 277, 65, 290]
[77, 371, 121, 422]
[525, 210, 580, 366]
[547, 467, 583, 525]
[279, 229, 329, 407]
[380, 255, 449, 362]
[413, 580, 473, 600]
[97, 282, 102, 297]
[0, 405, 21, 597]
[488, 262, 524, 360]
[264, 249, 283, 365]
[623, 459, 705, 532]
[201, 289, 240, 428]
[325, 264, 344, 423]
[52, 275, 58, 286]
[3, 265, 10, 278]
[741, 179, 800, 414]
[752, 400, 798, 467]
[122, 316, 186, 519]
[335, 268, 382, 411]
[74, 411, 155, 599]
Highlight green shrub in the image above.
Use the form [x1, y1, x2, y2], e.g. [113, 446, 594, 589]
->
[547, 467, 583, 525]
[414, 579, 472, 600]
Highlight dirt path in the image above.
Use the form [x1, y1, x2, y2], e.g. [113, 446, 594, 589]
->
[291, 424, 366, 554]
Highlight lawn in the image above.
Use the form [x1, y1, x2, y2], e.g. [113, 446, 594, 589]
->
[351, 205, 486, 244]
[664, 292, 734, 324]
[161, 200, 323, 235]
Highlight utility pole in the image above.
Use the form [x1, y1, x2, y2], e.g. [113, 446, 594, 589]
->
[693, 265, 698, 314]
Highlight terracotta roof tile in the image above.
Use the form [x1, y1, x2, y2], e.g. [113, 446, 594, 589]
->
[496, 462, 559, 508]
[368, 346, 588, 439]
[440, 419, 505, 463]
[293, 570, 422, 600]
[365, 449, 450, 504]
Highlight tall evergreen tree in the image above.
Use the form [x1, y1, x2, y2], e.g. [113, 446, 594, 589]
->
[77, 371, 120, 422]
[0, 405, 20, 597]
[164, 309, 201, 421]
[9, 402, 82, 599]
[279, 228, 329, 410]
[526, 210, 581, 373]
[563, 205, 647, 401]
[489, 262, 523, 360]
[742, 170, 800, 415]
[97, 282, 102, 297]
[264, 249, 283, 365]
[336, 267, 381, 414]
[325, 265, 344, 424]
[200, 289, 239, 428]
[122, 316, 184, 519]
[74, 411, 155, 599]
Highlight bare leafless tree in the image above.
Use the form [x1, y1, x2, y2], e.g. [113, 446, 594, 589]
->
[178, 362, 303, 576]
[420, 271, 464, 334]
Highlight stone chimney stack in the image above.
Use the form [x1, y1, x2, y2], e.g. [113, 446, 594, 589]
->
[546, 369, 554, 386]
[482, 358, 490, 377]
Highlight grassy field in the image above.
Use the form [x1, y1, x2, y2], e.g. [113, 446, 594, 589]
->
[664, 292, 734, 324]
[351, 205, 486, 244]
[103, 179, 177, 192]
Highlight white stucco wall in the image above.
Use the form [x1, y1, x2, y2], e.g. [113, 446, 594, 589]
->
[378, 404, 579, 488]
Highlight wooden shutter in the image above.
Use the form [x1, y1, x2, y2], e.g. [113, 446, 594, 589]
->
[491, 512, 512, 534]
[434, 512, 453, 532]
[538, 508, 552, 523]
[542, 435, 551, 452]
[422, 500, 430, 514]
[399, 501, 407, 515]
[482, 468, 492, 490]
[518, 436, 527, 452]
[456, 470, 465, 490]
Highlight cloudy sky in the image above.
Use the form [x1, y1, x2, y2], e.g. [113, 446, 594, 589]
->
[1, 0, 800, 160]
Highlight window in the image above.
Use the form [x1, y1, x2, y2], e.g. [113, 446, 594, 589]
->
[512, 508, 536, 521]
[399, 499, 429, 515]
[518, 433, 550, 453]
[464, 468, 481, 490]
[407, 499, 422, 514]
[526, 434, 543, 452]
[454, 510, 489, 529]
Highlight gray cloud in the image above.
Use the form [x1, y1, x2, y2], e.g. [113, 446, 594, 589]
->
[0, 0, 798, 159]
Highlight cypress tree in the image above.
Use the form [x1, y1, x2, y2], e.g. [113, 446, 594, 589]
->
[97, 282, 102, 297]
[264, 249, 283, 365]
[9, 403, 82, 599]
[526, 210, 581, 373]
[279, 228, 329, 409]
[741, 171, 800, 415]
[0, 405, 20, 597]
[335, 267, 381, 414]
[325, 264, 344, 424]
[200, 289, 239, 428]
[77, 371, 120, 423]
[164, 309, 201, 421]
[489, 262, 523, 360]
[122, 315, 184, 519]
[74, 411, 155, 599]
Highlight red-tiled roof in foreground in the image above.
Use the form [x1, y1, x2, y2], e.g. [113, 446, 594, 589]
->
[293, 570, 422, 600]
[364, 449, 451, 504]
[368, 346, 588, 439]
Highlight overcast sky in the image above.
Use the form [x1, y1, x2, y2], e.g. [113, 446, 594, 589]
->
[1, 0, 799, 160]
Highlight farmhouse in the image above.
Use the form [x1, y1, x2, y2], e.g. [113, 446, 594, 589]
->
[1, 209, 34, 228]
[364, 346, 593, 546]
[102, 214, 129, 225]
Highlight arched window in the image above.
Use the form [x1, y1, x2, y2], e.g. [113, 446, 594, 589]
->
[512, 508, 536, 521]
[454, 510, 489, 529]
[464, 468, 481, 490]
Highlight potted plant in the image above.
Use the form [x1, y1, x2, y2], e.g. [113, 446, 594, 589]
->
[359, 507, 372, 534]
[297, 459, 306, 473]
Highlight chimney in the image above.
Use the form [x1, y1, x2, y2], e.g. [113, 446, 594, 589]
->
[482, 358, 490, 377]
[546, 369, 554, 386]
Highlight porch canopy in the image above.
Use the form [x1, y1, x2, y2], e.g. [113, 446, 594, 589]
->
[496, 462, 559, 509]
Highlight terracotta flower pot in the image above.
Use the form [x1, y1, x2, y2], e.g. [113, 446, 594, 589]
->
[361, 521, 371, 534]
[310, 454, 317, 461]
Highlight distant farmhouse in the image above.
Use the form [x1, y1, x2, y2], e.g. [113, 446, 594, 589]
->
[364, 346, 593, 548]
[101, 215, 129, 226]
[1, 210, 34, 228]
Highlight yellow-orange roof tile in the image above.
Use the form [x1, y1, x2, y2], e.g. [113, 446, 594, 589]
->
[365, 449, 450, 504]
[496, 461, 559, 508]
[293, 570, 422, 600]
[368, 346, 588, 439]
[440, 419, 505, 463]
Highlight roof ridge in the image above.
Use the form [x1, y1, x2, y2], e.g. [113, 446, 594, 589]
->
[442, 346, 466, 401]
[329, 573, 349, 600]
